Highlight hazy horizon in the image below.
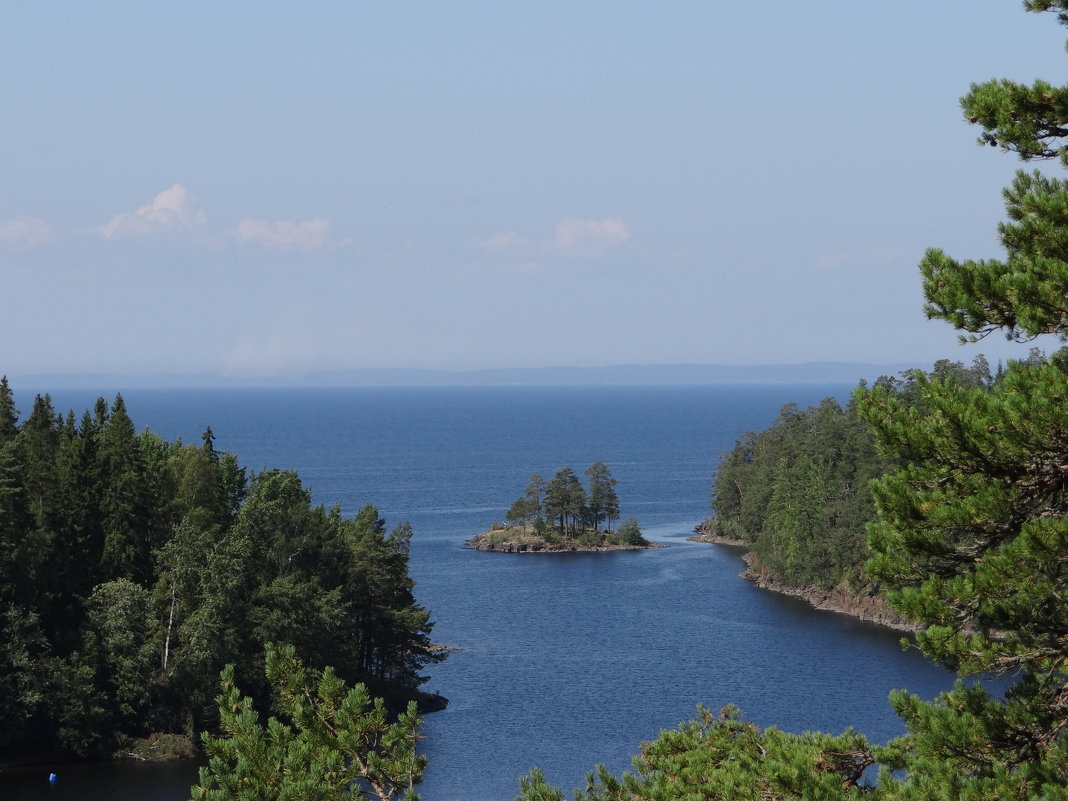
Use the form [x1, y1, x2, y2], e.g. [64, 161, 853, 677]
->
[3, 3, 1063, 376]
[6, 357, 997, 389]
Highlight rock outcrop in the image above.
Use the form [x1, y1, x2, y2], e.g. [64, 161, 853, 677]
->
[466, 530, 666, 553]
[737, 552, 920, 632]
[690, 523, 919, 632]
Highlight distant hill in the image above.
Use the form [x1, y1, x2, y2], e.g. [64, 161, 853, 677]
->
[11, 362, 923, 389]
[302, 362, 921, 386]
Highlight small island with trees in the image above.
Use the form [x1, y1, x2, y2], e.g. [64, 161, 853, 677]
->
[466, 462, 663, 552]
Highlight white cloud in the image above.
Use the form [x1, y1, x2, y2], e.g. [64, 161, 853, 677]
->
[98, 184, 206, 239]
[477, 231, 528, 253]
[553, 217, 631, 255]
[232, 218, 331, 250]
[0, 216, 53, 246]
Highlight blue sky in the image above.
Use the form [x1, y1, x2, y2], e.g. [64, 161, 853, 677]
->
[3, 2, 1066, 378]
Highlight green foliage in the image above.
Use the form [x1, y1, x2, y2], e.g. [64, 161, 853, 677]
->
[515, 705, 874, 801]
[921, 169, 1068, 344]
[532, 515, 551, 540]
[506, 497, 538, 528]
[192, 644, 425, 801]
[17, 394, 61, 537]
[0, 376, 18, 445]
[858, 357, 1068, 795]
[509, 463, 629, 540]
[576, 529, 603, 548]
[585, 461, 620, 532]
[543, 467, 587, 537]
[122, 731, 196, 761]
[98, 395, 156, 585]
[918, 2, 1068, 347]
[610, 518, 647, 547]
[0, 382, 441, 758]
[679, 9, 1068, 796]
[711, 393, 890, 589]
[388, 521, 413, 554]
[851, 6, 1068, 796]
[525, 472, 545, 510]
[86, 579, 156, 735]
[0, 603, 60, 749]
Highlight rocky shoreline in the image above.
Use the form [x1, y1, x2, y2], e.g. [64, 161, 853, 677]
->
[688, 529, 919, 633]
[466, 530, 667, 553]
[687, 530, 748, 548]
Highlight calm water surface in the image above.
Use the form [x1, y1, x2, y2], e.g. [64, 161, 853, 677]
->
[2, 385, 960, 800]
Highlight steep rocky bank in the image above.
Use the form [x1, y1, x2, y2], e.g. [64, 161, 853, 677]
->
[736, 552, 920, 632]
[689, 528, 919, 632]
[687, 529, 748, 548]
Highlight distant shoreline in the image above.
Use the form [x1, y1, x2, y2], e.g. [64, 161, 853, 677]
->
[9, 361, 919, 389]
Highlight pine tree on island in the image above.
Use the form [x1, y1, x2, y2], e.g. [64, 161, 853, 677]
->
[473, 462, 650, 551]
[585, 460, 620, 532]
[543, 467, 586, 537]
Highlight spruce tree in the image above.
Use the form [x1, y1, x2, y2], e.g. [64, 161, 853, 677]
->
[98, 395, 154, 584]
[0, 376, 18, 445]
[16, 394, 60, 534]
[11, 395, 62, 620]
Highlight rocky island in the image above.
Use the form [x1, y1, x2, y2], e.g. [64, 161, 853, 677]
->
[466, 522, 666, 553]
[469, 462, 665, 553]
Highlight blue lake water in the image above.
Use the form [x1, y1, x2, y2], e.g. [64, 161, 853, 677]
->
[2, 384, 964, 800]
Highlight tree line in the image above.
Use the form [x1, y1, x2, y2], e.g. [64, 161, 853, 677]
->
[709, 355, 1005, 590]
[0, 383, 441, 759]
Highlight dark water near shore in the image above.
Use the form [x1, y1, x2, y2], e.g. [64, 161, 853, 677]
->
[2, 384, 964, 800]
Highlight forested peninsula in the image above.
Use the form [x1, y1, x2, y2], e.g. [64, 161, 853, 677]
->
[698, 355, 1011, 628]
[0, 380, 442, 764]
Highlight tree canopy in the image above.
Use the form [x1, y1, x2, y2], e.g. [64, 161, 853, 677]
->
[500, 464, 639, 547]
[0, 387, 441, 759]
[710, 391, 888, 590]
[192, 644, 424, 801]
[853, 4, 1068, 794]
[708, 357, 1004, 592]
[921, 3, 1068, 344]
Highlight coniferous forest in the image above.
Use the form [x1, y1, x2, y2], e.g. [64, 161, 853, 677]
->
[227, 3, 1066, 796]
[0, 382, 441, 761]
[6, 4, 1068, 799]
[709, 355, 1005, 591]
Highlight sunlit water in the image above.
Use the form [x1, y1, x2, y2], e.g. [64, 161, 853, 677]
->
[3, 385, 965, 800]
